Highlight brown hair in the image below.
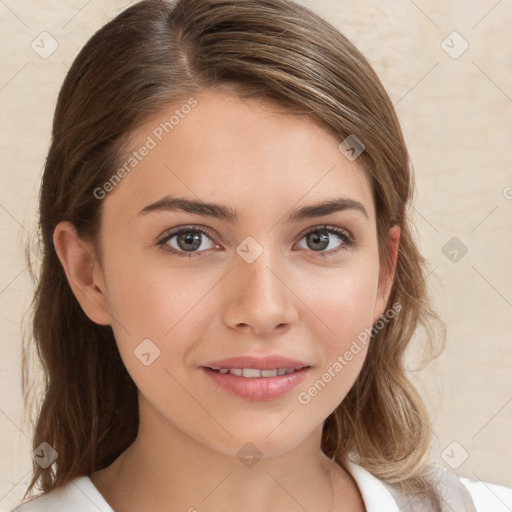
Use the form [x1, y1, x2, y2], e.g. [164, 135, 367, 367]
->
[21, 0, 446, 508]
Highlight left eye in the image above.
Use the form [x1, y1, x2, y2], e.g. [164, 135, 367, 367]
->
[156, 225, 355, 258]
[296, 226, 354, 255]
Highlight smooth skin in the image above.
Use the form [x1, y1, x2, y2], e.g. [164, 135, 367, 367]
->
[54, 89, 400, 512]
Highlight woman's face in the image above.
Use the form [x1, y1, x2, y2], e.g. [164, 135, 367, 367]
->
[87, 90, 399, 457]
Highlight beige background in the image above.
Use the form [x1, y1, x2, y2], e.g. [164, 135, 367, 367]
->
[1, 0, 511, 509]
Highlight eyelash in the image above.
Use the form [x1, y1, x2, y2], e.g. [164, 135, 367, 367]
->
[155, 224, 356, 258]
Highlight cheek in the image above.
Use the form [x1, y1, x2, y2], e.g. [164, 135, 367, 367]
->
[103, 251, 207, 337]
[102, 255, 221, 390]
[104, 263, 203, 407]
[295, 262, 378, 402]
[301, 260, 379, 342]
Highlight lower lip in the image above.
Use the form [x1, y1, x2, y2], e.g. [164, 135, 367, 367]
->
[201, 367, 310, 401]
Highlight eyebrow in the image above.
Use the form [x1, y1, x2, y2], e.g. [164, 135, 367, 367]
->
[138, 195, 369, 222]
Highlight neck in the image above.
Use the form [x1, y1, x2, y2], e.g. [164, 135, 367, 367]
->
[90, 397, 364, 512]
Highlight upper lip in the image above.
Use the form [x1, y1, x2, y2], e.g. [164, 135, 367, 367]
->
[202, 355, 310, 370]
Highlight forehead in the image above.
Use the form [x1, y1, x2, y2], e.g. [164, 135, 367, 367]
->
[103, 90, 375, 224]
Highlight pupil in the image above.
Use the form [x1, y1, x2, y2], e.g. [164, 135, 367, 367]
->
[178, 232, 201, 251]
[308, 232, 329, 251]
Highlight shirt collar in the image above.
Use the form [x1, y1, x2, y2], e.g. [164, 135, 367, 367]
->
[343, 459, 400, 512]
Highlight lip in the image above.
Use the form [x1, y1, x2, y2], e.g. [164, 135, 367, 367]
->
[201, 366, 310, 401]
[201, 355, 310, 371]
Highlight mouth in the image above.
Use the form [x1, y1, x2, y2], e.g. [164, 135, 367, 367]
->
[204, 366, 310, 377]
[200, 365, 311, 401]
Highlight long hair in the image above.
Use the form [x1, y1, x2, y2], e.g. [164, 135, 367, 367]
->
[21, 0, 446, 508]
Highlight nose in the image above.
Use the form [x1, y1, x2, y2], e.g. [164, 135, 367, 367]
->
[222, 247, 299, 336]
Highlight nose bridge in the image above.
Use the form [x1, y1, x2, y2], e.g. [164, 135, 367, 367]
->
[225, 240, 297, 333]
[242, 245, 279, 299]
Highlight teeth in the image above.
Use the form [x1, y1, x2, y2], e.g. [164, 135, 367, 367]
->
[243, 368, 262, 378]
[213, 367, 305, 377]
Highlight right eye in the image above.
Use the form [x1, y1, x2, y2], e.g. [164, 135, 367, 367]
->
[156, 226, 220, 257]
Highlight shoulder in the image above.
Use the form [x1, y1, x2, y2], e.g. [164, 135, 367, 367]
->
[431, 466, 512, 512]
[10, 476, 114, 512]
[344, 459, 512, 512]
[459, 474, 512, 512]
[414, 466, 512, 512]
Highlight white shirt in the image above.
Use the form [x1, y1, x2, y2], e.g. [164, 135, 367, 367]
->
[10, 461, 512, 512]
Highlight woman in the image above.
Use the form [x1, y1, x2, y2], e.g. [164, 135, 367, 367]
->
[12, 0, 512, 510]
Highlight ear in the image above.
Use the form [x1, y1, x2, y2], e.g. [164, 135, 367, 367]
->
[53, 221, 111, 325]
[373, 224, 401, 323]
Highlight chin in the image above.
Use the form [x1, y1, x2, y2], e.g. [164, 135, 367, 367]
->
[199, 422, 317, 461]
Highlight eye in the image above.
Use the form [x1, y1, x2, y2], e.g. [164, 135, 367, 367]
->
[295, 225, 355, 257]
[156, 224, 355, 258]
[156, 226, 219, 258]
